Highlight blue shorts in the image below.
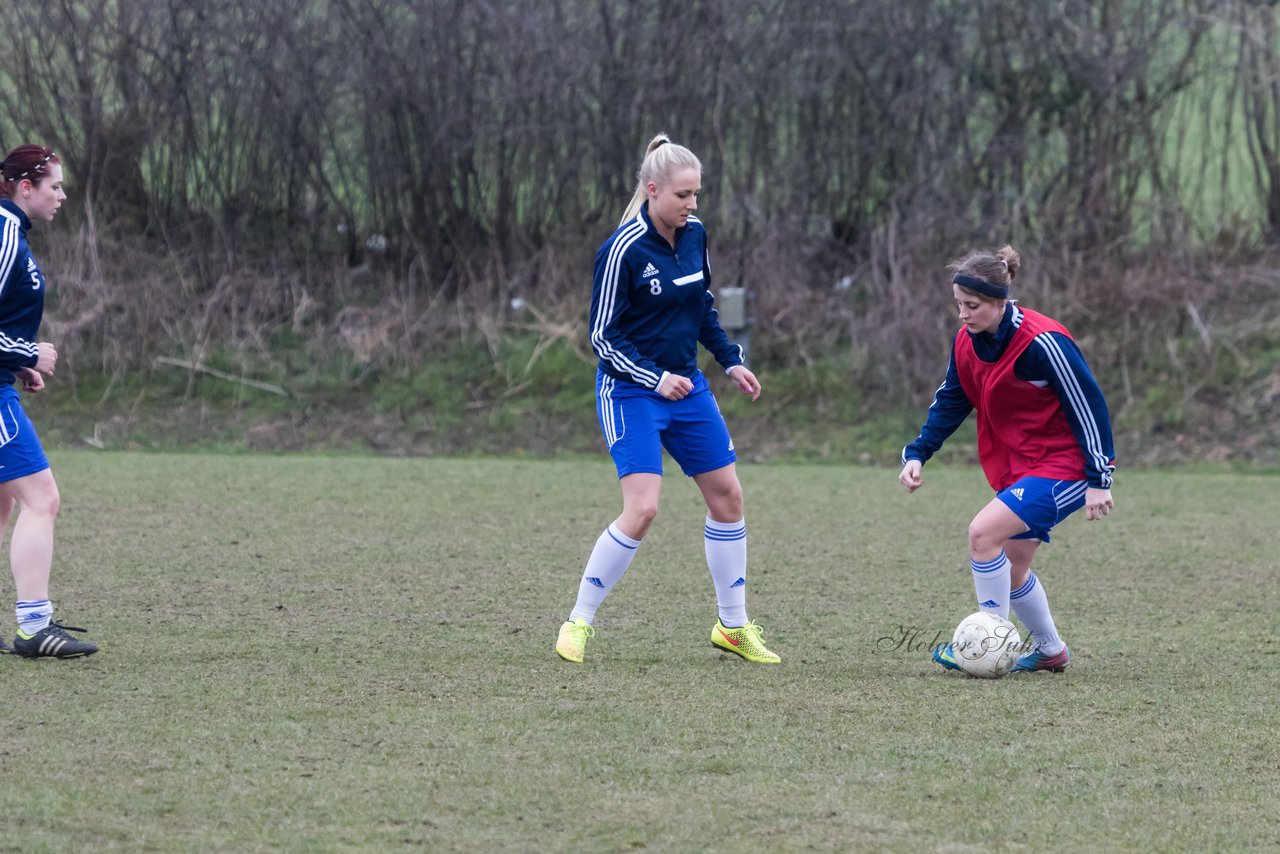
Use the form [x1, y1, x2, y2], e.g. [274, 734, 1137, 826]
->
[596, 370, 737, 478]
[0, 386, 49, 484]
[997, 476, 1087, 543]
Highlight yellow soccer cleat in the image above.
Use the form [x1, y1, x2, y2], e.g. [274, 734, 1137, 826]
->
[555, 618, 595, 663]
[711, 619, 780, 664]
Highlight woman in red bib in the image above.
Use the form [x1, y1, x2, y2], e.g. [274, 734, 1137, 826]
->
[899, 245, 1115, 674]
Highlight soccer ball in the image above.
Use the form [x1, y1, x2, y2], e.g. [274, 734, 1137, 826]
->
[951, 612, 1022, 679]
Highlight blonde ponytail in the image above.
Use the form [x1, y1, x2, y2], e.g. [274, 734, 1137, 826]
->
[619, 133, 702, 225]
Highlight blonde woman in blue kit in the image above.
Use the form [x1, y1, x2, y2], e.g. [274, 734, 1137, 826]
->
[553, 133, 779, 665]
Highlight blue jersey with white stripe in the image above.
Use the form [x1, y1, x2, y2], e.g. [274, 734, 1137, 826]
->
[590, 203, 744, 390]
[0, 200, 44, 384]
[903, 303, 1116, 488]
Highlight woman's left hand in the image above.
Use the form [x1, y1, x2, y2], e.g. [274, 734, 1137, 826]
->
[728, 365, 761, 401]
[1084, 487, 1114, 520]
[16, 367, 44, 393]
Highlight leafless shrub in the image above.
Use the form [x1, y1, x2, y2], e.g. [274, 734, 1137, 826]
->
[0, 0, 1272, 451]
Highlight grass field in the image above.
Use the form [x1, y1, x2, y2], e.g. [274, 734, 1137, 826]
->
[1, 452, 1276, 852]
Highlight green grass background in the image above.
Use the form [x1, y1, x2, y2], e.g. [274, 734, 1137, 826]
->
[1, 452, 1276, 851]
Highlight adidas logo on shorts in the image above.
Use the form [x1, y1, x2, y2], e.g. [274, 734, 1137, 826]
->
[1010, 488, 1025, 500]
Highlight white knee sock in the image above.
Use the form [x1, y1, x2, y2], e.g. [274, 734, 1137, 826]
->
[971, 551, 1011, 619]
[16, 598, 52, 636]
[1010, 572, 1064, 654]
[704, 516, 748, 627]
[568, 523, 641, 624]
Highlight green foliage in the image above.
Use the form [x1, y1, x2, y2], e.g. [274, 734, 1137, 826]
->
[4, 3, 1275, 471]
[31, 309, 1279, 468]
[3, 453, 1276, 849]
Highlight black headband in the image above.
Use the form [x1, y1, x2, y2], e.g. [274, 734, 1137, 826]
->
[952, 273, 1008, 300]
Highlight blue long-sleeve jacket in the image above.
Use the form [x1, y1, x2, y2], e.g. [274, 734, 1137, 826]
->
[0, 199, 44, 385]
[589, 203, 743, 390]
[903, 303, 1116, 489]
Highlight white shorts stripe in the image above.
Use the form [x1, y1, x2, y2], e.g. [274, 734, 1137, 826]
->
[599, 376, 616, 446]
[0, 404, 15, 447]
[1053, 480, 1087, 509]
[598, 376, 628, 448]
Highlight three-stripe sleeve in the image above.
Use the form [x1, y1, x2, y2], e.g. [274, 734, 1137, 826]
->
[0, 215, 19, 302]
[0, 214, 38, 370]
[1030, 332, 1116, 488]
[589, 219, 663, 389]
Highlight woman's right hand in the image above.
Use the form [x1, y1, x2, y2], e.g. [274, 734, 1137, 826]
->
[16, 367, 43, 393]
[35, 342, 57, 375]
[657, 372, 694, 401]
[899, 460, 924, 492]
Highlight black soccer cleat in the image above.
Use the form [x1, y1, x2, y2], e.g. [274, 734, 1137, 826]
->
[13, 621, 99, 659]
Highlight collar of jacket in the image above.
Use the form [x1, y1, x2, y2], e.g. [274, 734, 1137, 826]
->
[0, 198, 31, 231]
[639, 200, 689, 247]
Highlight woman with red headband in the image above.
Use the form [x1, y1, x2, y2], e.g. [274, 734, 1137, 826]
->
[899, 245, 1115, 674]
[0, 144, 97, 658]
